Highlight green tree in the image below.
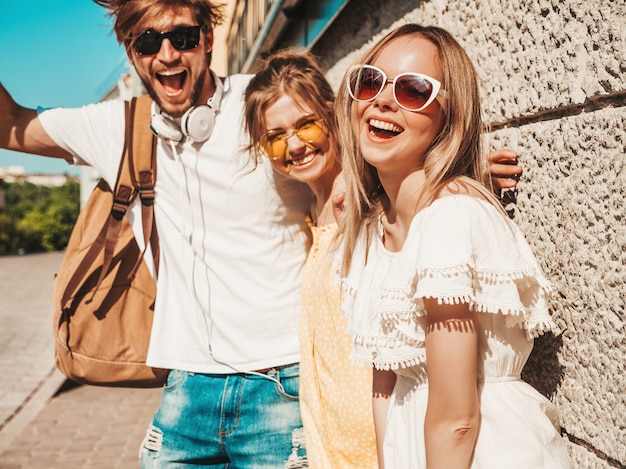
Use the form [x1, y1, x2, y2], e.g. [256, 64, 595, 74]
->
[0, 179, 80, 254]
[0, 212, 19, 254]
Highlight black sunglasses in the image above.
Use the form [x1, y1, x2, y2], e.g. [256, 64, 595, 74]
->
[133, 25, 203, 56]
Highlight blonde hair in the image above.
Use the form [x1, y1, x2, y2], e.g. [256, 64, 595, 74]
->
[243, 48, 339, 165]
[335, 24, 501, 275]
[93, 0, 225, 45]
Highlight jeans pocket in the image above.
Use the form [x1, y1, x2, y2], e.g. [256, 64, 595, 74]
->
[164, 369, 186, 390]
[273, 365, 300, 400]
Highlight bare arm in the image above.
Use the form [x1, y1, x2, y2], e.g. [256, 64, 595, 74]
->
[487, 149, 522, 191]
[0, 82, 72, 160]
[423, 299, 480, 469]
[372, 368, 396, 469]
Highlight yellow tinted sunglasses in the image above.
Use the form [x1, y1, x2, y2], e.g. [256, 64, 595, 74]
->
[259, 115, 327, 160]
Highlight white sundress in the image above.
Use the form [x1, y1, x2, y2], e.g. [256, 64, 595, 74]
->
[342, 195, 573, 468]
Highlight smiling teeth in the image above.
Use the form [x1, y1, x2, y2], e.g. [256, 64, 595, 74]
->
[291, 154, 315, 166]
[369, 118, 402, 133]
[158, 69, 184, 76]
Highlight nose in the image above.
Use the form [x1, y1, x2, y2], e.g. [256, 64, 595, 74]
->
[374, 78, 396, 109]
[285, 130, 306, 155]
[156, 38, 181, 62]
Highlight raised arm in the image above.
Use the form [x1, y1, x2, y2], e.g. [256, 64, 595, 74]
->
[0, 82, 72, 160]
[423, 299, 480, 469]
[487, 149, 522, 191]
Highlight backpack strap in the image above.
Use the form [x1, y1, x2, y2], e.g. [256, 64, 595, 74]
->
[100, 95, 158, 287]
[126, 95, 159, 277]
[61, 97, 157, 308]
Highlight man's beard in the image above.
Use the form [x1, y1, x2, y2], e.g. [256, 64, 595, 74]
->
[141, 67, 207, 117]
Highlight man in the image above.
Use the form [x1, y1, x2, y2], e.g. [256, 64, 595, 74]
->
[2, 1, 309, 467]
[0, 1, 521, 467]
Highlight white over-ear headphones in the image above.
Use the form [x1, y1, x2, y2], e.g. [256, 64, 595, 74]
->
[150, 71, 224, 143]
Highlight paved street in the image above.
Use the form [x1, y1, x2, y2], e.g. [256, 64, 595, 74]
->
[0, 252, 161, 468]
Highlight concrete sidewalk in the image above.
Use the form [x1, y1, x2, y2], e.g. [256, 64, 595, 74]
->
[0, 252, 161, 468]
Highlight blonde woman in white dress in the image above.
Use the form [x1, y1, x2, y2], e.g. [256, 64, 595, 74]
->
[336, 23, 573, 469]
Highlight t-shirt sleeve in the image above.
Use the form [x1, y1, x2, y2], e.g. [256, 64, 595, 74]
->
[38, 99, 127, 187]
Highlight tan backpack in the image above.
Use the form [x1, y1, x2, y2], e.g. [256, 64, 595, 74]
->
[53, 95, 168, 387]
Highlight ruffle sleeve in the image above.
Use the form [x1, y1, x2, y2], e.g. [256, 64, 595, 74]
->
[342, 195, 559, 370]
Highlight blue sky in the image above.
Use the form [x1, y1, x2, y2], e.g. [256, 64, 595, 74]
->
[0, 1, 130, 175]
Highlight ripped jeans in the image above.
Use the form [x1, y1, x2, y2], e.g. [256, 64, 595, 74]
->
[140, 365, 307, 468]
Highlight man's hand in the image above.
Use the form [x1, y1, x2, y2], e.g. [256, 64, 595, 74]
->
[487, 149, 522, 191]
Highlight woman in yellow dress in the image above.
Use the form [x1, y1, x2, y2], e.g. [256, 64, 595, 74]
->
[244, 49, 376, 468]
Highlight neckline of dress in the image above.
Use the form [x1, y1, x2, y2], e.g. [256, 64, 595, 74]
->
[377, 194, 479, 255]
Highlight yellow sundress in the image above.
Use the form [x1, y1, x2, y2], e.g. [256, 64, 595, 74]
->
[299, 222, 377, 468]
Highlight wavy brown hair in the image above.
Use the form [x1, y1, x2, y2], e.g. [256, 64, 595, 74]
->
[335, 24, 500, 275]
[93, 0, 225, 46]
[243, 48, 339, 166]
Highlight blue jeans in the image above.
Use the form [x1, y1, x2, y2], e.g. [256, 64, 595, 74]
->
[139, 364, 307, 468]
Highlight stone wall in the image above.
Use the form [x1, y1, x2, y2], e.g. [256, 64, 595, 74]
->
[312, 0, 626, 467]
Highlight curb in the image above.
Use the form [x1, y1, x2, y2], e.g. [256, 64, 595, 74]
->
[0, 368, 67, 454]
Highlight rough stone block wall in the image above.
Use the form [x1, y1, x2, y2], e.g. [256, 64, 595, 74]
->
[312, 0, 626, 467]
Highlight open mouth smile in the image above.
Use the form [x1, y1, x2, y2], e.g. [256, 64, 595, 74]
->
[368, 118, 403, 138]
[156, 69, 188, 95]
[287, 149, 319, 167]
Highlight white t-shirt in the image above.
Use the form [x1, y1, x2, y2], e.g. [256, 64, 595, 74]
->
[40, 74, 312, 373]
